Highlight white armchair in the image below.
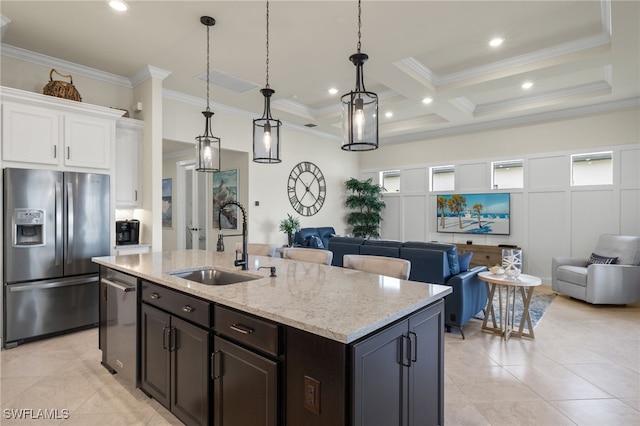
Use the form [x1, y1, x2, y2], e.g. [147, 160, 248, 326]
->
[552, 234, 640, 304]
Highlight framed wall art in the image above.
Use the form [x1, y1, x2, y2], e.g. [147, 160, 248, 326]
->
[213, 169, 239, 229]
[162, 178, 173, 228]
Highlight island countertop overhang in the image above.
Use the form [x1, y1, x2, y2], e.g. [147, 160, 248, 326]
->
[93, 249, 452, 344]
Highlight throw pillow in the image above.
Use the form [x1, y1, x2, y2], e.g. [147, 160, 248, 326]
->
[309, 235, 324, 249]
[458, 252, 473, 272]
[448, 245, 460, 275]
[587, 253, 618, 265]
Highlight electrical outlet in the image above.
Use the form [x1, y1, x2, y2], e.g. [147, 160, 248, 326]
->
[304, 376, 320, 415]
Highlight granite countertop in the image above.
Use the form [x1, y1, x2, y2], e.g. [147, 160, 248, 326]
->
[92, 250, 452, 344]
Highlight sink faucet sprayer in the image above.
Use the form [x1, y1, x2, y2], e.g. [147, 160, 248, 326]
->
[218, 201, 248, 270]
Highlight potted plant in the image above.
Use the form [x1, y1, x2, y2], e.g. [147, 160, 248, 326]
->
[279, 214, 301, 247]
[345, 177, 386, 239]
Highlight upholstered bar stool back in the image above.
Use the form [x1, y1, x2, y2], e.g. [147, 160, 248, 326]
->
[343, 254, 411, 280]
[235, 242, 277, 257]
[282, 247, 333, 265]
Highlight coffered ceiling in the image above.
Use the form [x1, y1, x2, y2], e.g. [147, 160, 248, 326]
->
[1, 1, 638, 147]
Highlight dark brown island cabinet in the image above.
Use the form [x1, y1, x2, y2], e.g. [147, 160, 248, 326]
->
[140, 281, 211, 426]
[99, 267, 445, 426]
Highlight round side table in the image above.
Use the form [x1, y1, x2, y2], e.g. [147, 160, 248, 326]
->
[478, 271, 542, 340]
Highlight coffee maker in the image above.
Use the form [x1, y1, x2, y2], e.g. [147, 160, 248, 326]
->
[115, 220, 140, 245]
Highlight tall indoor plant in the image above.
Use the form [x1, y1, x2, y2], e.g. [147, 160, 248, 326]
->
[279, 214, 300, 247]
[345, 177, 386, 239]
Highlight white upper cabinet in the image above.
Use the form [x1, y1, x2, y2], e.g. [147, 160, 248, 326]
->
[115, 118, 143, 207]
[1, 86, 123, 171]
[2, 101, 60, 165]
[64, 113, 113, 169]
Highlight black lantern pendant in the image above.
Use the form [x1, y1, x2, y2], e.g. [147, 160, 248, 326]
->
[253, 1, 282, 163]
[341, 0, 378, 151]
[196, 16, 221, 172]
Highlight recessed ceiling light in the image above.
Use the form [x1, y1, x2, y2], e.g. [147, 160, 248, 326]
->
[109, 0, 129, 12]
[521, 81, 534, 90]
[422, 97, 433, 104]
[328, 88, 338, 95]
[489, 37, 504, 47]
[385, 111, 393, 118]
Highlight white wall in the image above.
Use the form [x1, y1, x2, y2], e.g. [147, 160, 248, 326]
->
[359, 108, 640, 283]
[162, 98, 359, 248]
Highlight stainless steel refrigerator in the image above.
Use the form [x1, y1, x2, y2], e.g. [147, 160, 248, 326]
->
[3, 168, 110, 348]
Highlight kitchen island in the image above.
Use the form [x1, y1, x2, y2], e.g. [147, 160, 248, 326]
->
[93, 249, 451, 426]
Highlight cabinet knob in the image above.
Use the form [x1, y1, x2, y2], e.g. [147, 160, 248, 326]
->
[150, 292, 160, 299]
[182, 305, 194, 313]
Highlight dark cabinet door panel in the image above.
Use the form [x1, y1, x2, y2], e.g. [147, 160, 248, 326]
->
[140, 304, 171, 408]
[352, 320, 408, 426]
[408, 301, 444, 426]
[172, 316, 211, 426]
[213, 336, 278, 426]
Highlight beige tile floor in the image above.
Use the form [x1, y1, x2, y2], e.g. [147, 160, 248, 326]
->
[1, 285, 638, 425]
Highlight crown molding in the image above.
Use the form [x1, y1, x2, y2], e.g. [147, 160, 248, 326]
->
[382, 96, 640, 145]
[1, 43, 133, 88]
[130, 65, 171, 87]
[163, 88, 341, 142]
[475, 80, 612, 115]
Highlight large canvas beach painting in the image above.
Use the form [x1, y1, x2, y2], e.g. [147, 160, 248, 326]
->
[437, 193, 510, 235]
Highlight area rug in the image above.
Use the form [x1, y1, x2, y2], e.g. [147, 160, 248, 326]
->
[474, 289, 556, 328]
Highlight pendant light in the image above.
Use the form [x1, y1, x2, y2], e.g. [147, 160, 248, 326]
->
[196, 16, 221, 172]
[253, 0, 282, 163]
[341, 0, 378, 151]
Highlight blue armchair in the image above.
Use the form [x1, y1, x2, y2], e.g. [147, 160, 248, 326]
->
[293, 227, 336, 249]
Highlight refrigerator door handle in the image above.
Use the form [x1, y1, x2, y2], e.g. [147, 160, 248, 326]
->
[67, 181, 74, 264]
[55, 181, 63, 266]
[7, 276, 99, 292]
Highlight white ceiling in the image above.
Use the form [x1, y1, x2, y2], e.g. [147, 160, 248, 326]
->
[1, 1, 638, 151]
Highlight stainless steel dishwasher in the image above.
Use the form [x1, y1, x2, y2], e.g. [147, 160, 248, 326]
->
[100, 267, 137, 385]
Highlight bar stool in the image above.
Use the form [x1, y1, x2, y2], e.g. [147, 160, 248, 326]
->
[343, 254, 411, 280]
[282, 247, 333, 265]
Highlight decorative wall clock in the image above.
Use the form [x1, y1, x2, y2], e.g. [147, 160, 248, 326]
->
[287, 161, 326, 216]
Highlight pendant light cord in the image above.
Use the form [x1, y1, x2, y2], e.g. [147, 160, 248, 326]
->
[357, 0, 362, 54]
[265, 0, 270, 89]
[206, 23, 211, 112]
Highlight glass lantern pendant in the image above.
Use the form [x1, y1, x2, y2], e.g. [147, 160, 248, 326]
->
[341, 0, 378, 151]
[196, 15, 221, 172]
[341, 53, 378, 150]
[196, 109, 220, 172]
[253, 88, 282, 163]
[253, 1, 282, 163]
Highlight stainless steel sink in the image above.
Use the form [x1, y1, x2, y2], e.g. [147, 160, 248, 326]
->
[169, 269, 259, 285]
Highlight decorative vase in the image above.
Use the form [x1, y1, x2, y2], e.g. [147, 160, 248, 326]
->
[287, 232, 294, 248]
[502, 249, 522, 278]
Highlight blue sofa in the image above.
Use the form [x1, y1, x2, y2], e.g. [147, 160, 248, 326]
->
[327, 237, 487, 338]
[293, 227, 336, 249]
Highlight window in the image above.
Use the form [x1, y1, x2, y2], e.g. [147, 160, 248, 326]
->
[380, 170, 400, 193]
[430, 165, 454, 192]
[492, 159, 524, 189]
[571, 151, 613, 186]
